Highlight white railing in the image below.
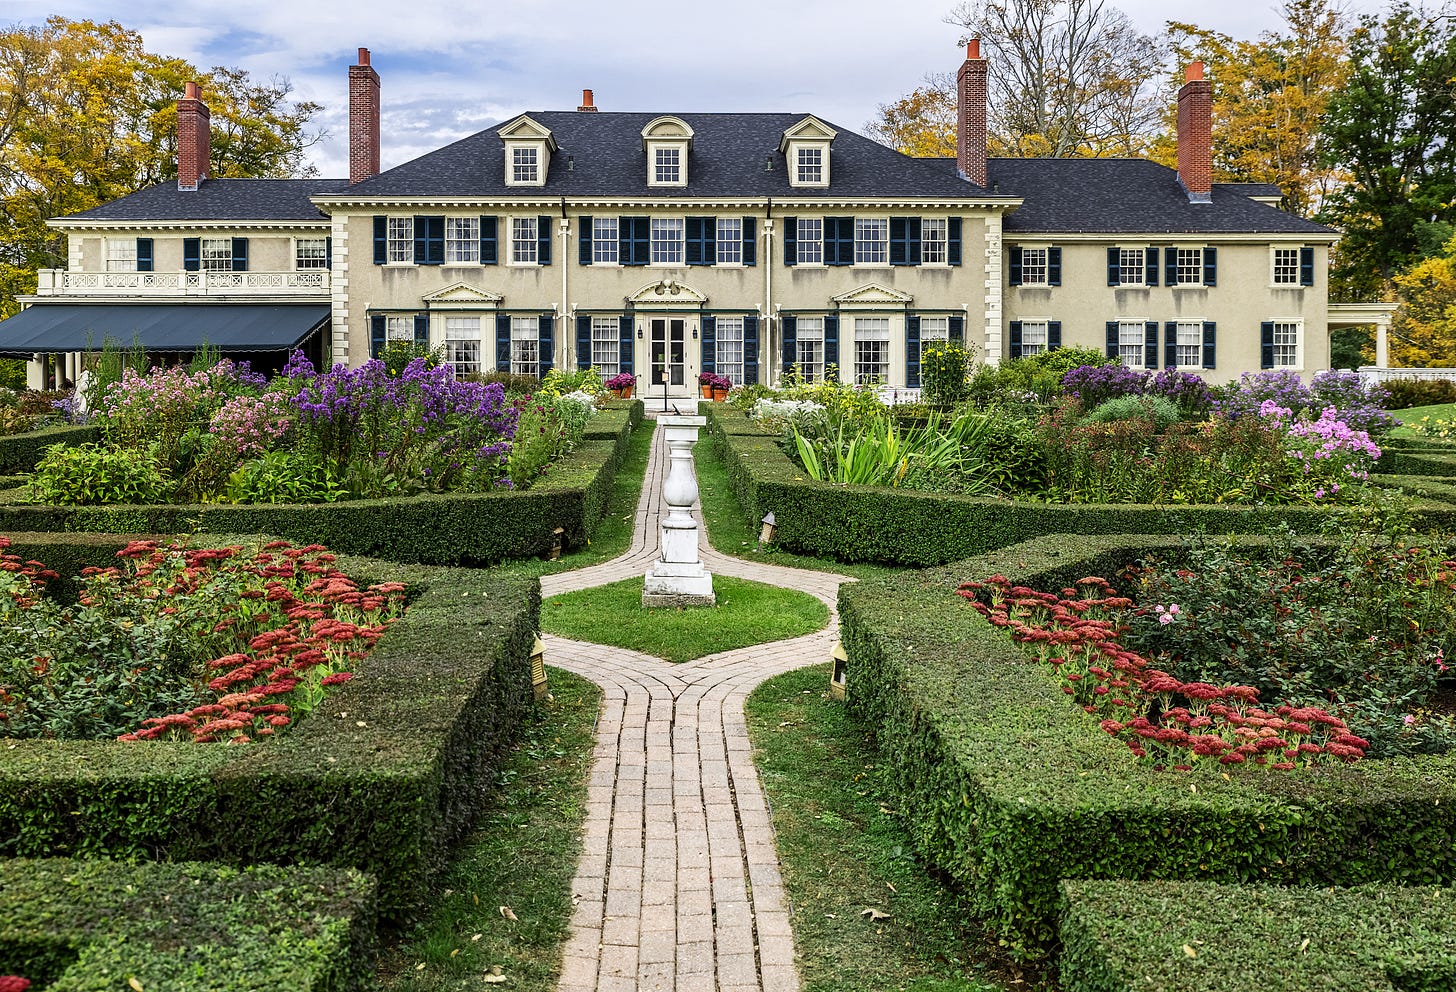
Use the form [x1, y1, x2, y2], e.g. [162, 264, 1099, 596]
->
[1359, 366, 1456, 385]
[876, 386, 923, 405]
[33, 268, 329, 297]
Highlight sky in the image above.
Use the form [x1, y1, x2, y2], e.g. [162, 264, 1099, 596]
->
[12, 0, 1394, 177]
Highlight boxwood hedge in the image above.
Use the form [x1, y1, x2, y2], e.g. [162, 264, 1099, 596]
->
[0, 858, 376, 992]
[0, 424, 98, 473]
[1059, 879, 1456, 992]
[839, 533, 1456, 960]
[703, 405, 1456, 566]
[0, 402, 642, 565]
[0, 537, 539, 921]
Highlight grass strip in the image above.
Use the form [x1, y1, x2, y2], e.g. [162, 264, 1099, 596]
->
[541, 575, 827, 663]
[378, 669, 601, 992]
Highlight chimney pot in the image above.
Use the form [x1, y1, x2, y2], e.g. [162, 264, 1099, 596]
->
[967, 39, 981, 60]
[578, 88, 598, 112]
[1186, 60, 1203, 82]
[358, 47, 370, 66]
[349, 47, 382, 184]
[184, 80, 200, 100]
[957, 42, 989, 188]
[1176, 62, 1213, 202]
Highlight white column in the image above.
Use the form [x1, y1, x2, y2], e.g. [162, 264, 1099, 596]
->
[1376, 318, 1389, 368]
[643, 415, 715, 606]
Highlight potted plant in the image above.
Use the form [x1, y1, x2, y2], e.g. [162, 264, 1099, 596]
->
[605, 372, 636, 399]
[698, 371, 715, 399]
[710, 373, 732, 401]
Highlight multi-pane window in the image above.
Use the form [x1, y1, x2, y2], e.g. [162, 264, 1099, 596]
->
[717, 218, 742, 264]
[444, 317, 482, 376]
[511, 316, 539, 377]
[1272, 247, 1300, 284]
[1271, 322, 1299, 367]
[922, 219, 948, 263]
[797, 147, 822, 184]
[853, 317, 890, 385]
[295, 238, 328, 270]
[715, 317, 745, 385]
[654, 147, 681, 184]
[1118, 248, 1145, 285]
[512, 146, 538, 183]
[855, 218, 888, 264]
[919, 316, 949, 365]
[1020, 247, 1049, 285]
[512, 217, 538, 264]
[1020, 321, 1049, 357]
[797, 218, 823, 264]
[593, 217, 619, 263]
[1118, 321, 1146, 368]
[201, 238, 233, 272]
[651, 217, 684, 264]
[796, 317, 824, 381]
[1176, 321, 1202, 368]
[106, 240, 137, 272]
[446, 217, 479, 264]
[387, 217, 413, 263]
[386, 315, 415, 342]
[591, 317, 619, 376]
[1176, 248, 1204, 285]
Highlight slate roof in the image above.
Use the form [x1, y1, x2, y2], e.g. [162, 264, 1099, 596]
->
[59, 179, 349, 222]
[332, 111, 998, 200]
[1215, 181, 1284, 199]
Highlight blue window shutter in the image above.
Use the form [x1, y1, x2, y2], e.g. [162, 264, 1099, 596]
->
[415, 312, 429, 348]
[370, 315, 386, 359]
[414, 216, 428, 264]
[579, 216, 593, 265]
[908, 218, 922, 265]
[1144, 321, 1159, 369]
[415, 216, 444, 264]
[1165, 321, 1177, 368]
[1008, 246, 1023, 285]
[685, 217, 704, 265]
[1202, 321, 1217, 369]
[832, 217, 854, 266]
[824, 314, 839, 378]
[480, 216, 497, 264]
[1106, 321, 1119, 358]
[1048, 246, 1062, 286]
[373, 216, 387, 265]
[823, 219, 838, 266]
[1048, 321, 1061, 350]
[1107, 247, 1119, 286]
[743, 315, 759, 385]
[701, 315, 716, 373]
[576, 315, 592, 368]
[890, 217, 908, 265]
[1203, 247, 1217, 286]
[705, 218, 718, 265]
[619, 315, 634, 374]
[1009, 321, 1023, 360]
[1260, 321, 1275, 369]
[906, 314, 921, 386]
[1145, 247, 1159, 286]
[629, 217, 650, 265]
[136, 238, 153, 272]
[1299, 247, 1315, 286]
[783, 216, 797, 266]
[538, 216, 552, 266]
[618, 217, 632, 264]
[231, 237, 248, 272]
[948, 315, 964, 345]
[538, 314, 555, 374]
[781, 315, 797, 374]
[496, 314, 512, 372]
[947, 217, 962, 266]
[1165, 247, 1178, 285]
[430, 217, 445, 264]
[183, 237, 200, 271]
[325, 236, 332, 269]
[741, 218, 755, 266]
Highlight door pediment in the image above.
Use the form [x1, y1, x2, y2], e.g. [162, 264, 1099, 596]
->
[627, 278, 708, 306]
[831, 283, 914, 307]
[421, 283, 504, 307]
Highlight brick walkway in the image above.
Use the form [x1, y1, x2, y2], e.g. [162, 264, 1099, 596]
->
[543, 412, 849, 992]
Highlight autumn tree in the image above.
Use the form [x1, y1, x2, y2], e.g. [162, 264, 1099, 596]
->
[1390, 235, 1456, 367]
[865, 73, 958, 158]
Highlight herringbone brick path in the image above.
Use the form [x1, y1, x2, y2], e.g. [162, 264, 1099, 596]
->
[543, 412, 849, 992]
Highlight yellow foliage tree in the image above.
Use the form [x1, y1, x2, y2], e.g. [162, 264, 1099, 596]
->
[1391, 238, 1456, 368]
[865, 76, 958, 158]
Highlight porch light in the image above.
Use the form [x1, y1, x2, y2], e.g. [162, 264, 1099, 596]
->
[759, 512, 777, 545]
[829, 640, 847, 700]
[531, 635, 549, 701]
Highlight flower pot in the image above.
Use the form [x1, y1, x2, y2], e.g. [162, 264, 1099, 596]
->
[610, 384, 634, 399]
[700, 384, 713, 398]
[711, 387, 729, 402]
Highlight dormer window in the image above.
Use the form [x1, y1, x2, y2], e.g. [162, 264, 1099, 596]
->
[512, 146, 539, 184]
[641, 117, 693, 188]
[797, 147, 822, 184]
[498, 115, 556, 188]
[780, 115, 836, 189]
[655, 147, 681, 184]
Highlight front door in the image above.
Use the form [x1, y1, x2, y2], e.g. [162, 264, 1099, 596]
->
[649, 317, 687, 393]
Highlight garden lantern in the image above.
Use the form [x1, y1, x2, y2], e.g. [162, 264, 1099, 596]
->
[530, 635, 548, 701]
[549, 526, 565, 560]
[759, 512, 777, 545]
[829, 640, 847, 700]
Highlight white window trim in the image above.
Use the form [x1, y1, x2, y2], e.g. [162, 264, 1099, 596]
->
[504, 141, 547, 187]
[1270, 318, 1304, 370]
[795, 316, 826, 381]
[646, 140, 688, 188]
[789, 141, 830, 188]
[1117, 245, 1148, 287]
[440, 315, 484, 377]
[444, 217, 481, 266]
[386, 216, 414, 266]
[853, 217, 889, 267]
[795, 218, 824, 267]
[291, 236, 328, 272]
[921, 218, 949, 267]
[105, 237, 138, 273]
[1018, 319, 1050, 357]
[1174, 320, 1203, 369]
[592, 217, 619, 266]
[716, 217, 743, 267]
[510, 216, 540, 267]
[649, 216, 685, 267]
[1173, 246, 1207, 288]
[1270, 245, 1303, 288]
[1117, 320, 1147, 370]
[1018, 244, 1051, 287]
[590, 316, 620, 376]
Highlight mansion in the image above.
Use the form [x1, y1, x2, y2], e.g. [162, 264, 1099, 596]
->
[2, 45, 1376, 398]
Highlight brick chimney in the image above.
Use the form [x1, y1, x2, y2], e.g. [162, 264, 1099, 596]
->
[1176, 61, 1213, 203]
[349, 47, 381, 185]
[578, 88, 598, 112]
[176, 81, 210, 191]
[957, 40, 988, 189]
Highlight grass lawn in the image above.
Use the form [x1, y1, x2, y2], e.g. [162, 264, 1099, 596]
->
[1389, 401, 1456, 438]
[378, 669, 601, 992]
[541, 574, 828, 662]
[746, 665, 1019, 992]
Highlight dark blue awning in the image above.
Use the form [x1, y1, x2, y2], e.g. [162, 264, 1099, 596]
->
[0, 303, 329, 355]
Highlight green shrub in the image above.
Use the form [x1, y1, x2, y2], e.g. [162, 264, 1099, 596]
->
[226, 450, 348, 504]
[1383, 378, 1456, 410]
[379, 339, 442, 376]
[28, 443, 170, 505]
[920, 342, 974, 405]
[1083, 395, 1182, 430]
[0, 424, 99, 473]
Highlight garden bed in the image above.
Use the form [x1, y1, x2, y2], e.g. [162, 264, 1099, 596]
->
[0, 424, 98, 473]
[839, 533, 1456, 959]
[0, 858, 377, 992]
[0, 535, 539, 920]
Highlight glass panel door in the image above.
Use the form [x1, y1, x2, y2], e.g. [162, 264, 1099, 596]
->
[650, 318, 687, 388]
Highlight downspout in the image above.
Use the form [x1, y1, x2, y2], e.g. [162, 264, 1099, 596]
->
[560, 197, 570, 370]
[763, 197, 773, 386]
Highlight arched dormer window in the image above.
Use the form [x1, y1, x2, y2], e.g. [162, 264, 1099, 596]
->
[641, 116, 694, 188]
[498, 115, 557, 188]
[780, 116, 837, 189]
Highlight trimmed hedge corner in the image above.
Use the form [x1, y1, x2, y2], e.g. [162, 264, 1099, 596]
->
[0, 542, 540, 921]
[0, 401, 643, 565]
[840, 533, 1456, 960]
[0, 424, 98, 473]
[702, 405, 1456, 566]
[0, 858, 376, 992]
[1059, 880, 1456, 992]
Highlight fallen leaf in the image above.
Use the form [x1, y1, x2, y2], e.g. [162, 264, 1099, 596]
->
[472, 933, 483, 942]
[861, 907, 892, 921]
[450, 949, 460, 958]
[128, 979, 143, 992]
[1183, 944, 1197, 958]
[415, 963, 426, 971]
[886, 882, 897, 893]
[484, 965, 508, 984]
[499, 905, 518, 921]
[1299, 938, 1310, 954]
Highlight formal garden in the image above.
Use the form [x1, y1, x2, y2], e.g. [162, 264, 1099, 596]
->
[3, 347, 1456, 991]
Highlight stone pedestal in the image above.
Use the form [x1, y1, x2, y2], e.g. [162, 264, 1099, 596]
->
[643, 415, 715, 607]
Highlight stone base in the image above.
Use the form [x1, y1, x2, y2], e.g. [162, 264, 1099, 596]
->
[641, 591, 717, 609]
[643, 561, 715, 608]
